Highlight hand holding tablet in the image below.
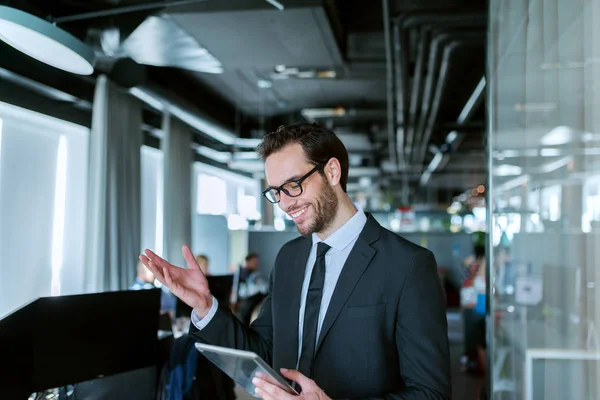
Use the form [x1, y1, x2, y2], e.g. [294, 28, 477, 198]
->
[194, 343, 298, 398]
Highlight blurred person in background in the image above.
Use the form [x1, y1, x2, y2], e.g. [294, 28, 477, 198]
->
[234, 253, 268, 325]
[195, 254, 210, 276]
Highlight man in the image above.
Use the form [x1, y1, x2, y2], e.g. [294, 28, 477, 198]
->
[130, 260, 176, 317]
[235, 253, 269, 325]
[129, 260, 156, 290]
[141, 123, 451, 399]
[195, 254, 210, 275]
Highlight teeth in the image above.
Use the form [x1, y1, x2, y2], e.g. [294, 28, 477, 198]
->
[290, 207, 307, 218]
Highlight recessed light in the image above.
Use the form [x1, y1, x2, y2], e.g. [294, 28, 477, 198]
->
[257, 79, 273, 89]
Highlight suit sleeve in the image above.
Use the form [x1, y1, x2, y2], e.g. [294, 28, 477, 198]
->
[189, 269, 275, 365]
[351, 249, 452, 400]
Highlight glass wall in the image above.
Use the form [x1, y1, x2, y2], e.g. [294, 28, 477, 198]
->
[488, 0, 600, 398]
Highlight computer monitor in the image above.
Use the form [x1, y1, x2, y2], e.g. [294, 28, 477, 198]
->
[0, 289, 161, 397]
[176, 275, 234, 318]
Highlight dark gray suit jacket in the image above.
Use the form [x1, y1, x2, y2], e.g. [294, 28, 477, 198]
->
[191, 214, 451, 399]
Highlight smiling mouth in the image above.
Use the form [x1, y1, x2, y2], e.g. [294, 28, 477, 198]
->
[289, 206, 309, 219]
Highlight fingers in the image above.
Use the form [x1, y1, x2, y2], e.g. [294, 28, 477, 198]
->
[139, 255, 166, 283]
[182, 244, 201, 272]
[253, 377, 291, 400]
[144, 249, 172, 270]
[280, 368, 312, 389]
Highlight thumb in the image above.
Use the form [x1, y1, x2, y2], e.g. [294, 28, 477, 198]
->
[280, 368, 311, 387]
[182, 244, 201, 271]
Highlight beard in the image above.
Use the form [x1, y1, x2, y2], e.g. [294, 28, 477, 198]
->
[296, 181, 338, 236]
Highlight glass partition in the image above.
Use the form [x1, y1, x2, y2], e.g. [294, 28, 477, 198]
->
[488, 0, 600, 398]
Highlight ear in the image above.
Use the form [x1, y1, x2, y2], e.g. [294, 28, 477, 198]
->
[324, 158, 342, 187]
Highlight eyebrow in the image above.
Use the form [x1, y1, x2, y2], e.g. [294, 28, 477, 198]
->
[266, 174, 303, 190]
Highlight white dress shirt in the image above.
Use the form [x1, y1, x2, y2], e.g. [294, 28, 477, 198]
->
[192, 204, 368, 364]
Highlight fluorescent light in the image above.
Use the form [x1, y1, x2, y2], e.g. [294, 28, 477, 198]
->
[155, 157, 164, 257]
[457, 77, 485, 125]
[129, 87, 165, 111]
[265, 0, 285, 10]
[196, 145, 231, 164]
[540, 148, 561, 157]
[541, 126, 574, 146]
[51, 135, 68, 296]
[0, 6, 95, 75]
[493, 164, 523, 176]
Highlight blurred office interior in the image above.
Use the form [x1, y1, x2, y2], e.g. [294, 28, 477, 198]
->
[0, 0, 599, 399]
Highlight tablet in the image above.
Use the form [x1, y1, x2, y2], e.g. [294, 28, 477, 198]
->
[194, 343, 298, 398]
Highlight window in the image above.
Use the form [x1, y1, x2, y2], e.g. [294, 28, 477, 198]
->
[197, 174, 227, 215]
[141, 146, 163, 255]
[0, 102, 88, 318]
[193, 162, 260, 219]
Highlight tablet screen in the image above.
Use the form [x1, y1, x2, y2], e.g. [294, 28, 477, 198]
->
[194, 343, 298, 398]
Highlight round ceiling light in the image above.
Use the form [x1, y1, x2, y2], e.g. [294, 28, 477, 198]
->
[0, 6, 95, 75]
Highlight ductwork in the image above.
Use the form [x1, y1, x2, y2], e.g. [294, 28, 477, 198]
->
[391, 14, 486, 170]
[417, 36, 483, 167]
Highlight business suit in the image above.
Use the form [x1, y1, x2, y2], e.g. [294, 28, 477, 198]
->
[191, 214, 451, 399]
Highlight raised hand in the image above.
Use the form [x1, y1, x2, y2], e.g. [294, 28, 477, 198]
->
[139, 245, 213, 317]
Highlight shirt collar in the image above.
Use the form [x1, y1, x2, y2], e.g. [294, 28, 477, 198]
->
[312, 203, 367, 252]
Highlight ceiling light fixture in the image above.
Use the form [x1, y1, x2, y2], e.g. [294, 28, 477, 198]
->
[265, 0, 285, 11]
[0, 6, 96, 75]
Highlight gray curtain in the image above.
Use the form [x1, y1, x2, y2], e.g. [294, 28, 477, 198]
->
[161, 113, 193, 268]
[86, 75, 142, 292]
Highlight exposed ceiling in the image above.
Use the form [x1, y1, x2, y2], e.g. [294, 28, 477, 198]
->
[0, 0, 488, 205]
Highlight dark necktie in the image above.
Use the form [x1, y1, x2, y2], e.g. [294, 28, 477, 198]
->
[297, 242, 331, 379]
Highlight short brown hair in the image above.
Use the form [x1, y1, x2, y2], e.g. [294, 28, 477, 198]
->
[256, 123, 349, 192]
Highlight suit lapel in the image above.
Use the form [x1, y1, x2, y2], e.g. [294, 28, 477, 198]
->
[315, 215, 381, 352]
[278, 236, 312, 368]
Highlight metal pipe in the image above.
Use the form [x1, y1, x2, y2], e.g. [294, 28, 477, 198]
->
[405, 26, 429, 165]
[0, 67, 93, 109]
[415, 31, 484, 168]
[383, 0, 399, 172]
[417, 38, 483, 167]
[413, 31, 453, 168]
[392, 15, 410, 173]
[52, 0, 209, 24]
[400, 14, 486, 30]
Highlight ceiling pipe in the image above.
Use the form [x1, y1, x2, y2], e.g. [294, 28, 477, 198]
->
[0, 67, 93, 109]
[383, 0, 399, 173]
[417, 38, 483, 169]
[399, 14, 487, 30]
[414, 31, 455, 168]
[405, 25, 430, 165]
[392, 14, 486, 170]
[414, 31, 484, 169]
[392, 15, 410, 173]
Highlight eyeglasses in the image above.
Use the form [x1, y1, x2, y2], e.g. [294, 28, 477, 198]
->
[262, 164, 322, 204]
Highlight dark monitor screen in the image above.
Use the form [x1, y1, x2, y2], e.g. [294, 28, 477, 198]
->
[176, 275, 233, 318]
[0, 289, 161, 396]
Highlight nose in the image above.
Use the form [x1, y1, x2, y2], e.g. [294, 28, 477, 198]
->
[278, 191, 296, 213]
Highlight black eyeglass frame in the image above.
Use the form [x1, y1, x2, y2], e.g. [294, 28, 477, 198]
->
[261, 164, 323, 204]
